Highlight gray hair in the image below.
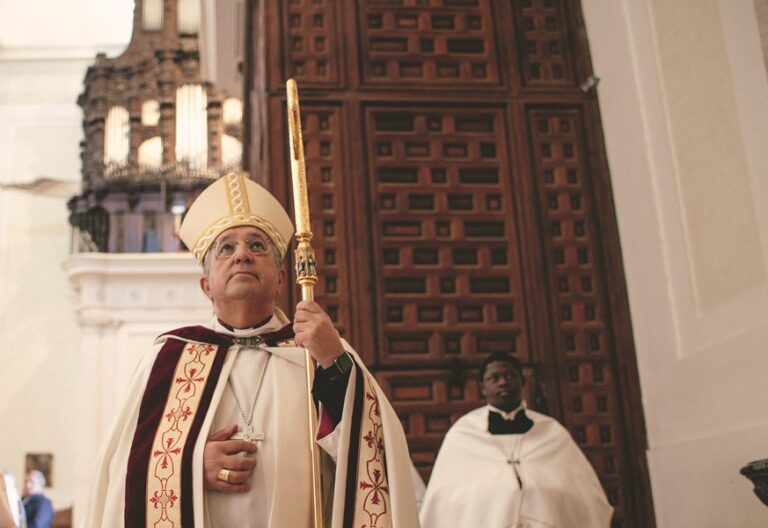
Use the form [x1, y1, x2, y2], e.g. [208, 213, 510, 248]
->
[27, 470, 46, 489]
[201, 241, 284, 276]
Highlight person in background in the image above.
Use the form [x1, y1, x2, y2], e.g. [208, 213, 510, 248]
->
[22, 471, 52, 528]
[420, 352, 612, 528]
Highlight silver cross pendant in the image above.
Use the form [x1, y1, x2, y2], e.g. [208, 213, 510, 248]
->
[232, 425, 265, 444]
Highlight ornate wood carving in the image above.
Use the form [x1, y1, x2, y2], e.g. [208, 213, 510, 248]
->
[357, 0, 500, 85]
[292, 103, 352, 338]
[527, 107, 628, 519]
[514, 0, 576, 86]
[282, 0, 341, 85]
[363, 107, 528, 366]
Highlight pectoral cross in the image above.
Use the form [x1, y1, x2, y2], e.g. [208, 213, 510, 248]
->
[231, 425, 264, 457]
[508, 459, 523, 489]
[232, 424, 265, 443]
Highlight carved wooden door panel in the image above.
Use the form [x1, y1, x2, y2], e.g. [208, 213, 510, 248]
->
[246, 1, 655, 526]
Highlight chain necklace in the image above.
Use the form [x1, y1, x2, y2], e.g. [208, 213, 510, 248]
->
[487, 406, 526, 486]
[487, 412, 527, 526]
[228, 348, 271, 445]
[490, 432, 524, 469]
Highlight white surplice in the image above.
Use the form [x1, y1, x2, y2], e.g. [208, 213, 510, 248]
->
[420, 405, 612, 528]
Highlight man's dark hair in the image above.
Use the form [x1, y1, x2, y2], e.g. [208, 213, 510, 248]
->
[477, 352, 523, 382]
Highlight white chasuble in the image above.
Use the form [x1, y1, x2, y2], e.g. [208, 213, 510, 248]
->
[420, 406, 612, 528]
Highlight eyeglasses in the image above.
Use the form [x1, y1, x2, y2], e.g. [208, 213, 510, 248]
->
[212, 237, 272, 260]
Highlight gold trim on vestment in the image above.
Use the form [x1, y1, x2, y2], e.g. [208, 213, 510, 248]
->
[146, 342, 218, 527]
[353, 373, 392, 528]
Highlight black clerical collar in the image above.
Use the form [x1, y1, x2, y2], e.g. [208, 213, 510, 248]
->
[217, 315, 273, 332]
[488, 406, 534, 435]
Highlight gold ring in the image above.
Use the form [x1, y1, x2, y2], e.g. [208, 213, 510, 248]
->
[217, 468, 231, 483]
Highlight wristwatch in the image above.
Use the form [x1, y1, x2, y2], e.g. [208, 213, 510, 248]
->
[322, 351, 353, 378]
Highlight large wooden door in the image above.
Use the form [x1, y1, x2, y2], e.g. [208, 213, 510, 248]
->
[245, 1, 655, 526]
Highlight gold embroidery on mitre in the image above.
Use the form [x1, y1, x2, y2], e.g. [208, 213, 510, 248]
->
[189, 173, 287, 262]
[225, 172, 250, 216]
[191, 215, 287, 262]
[146, 342, 217, 527]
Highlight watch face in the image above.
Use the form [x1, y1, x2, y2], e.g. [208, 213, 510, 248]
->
[336, 352, 353, 373]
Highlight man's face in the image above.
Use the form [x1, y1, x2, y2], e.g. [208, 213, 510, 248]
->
[25, 474, 40, 496]
[200, 226, 285, 312]
[480, 360, 523, 411]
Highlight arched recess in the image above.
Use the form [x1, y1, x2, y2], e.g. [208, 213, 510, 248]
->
[178, 0, 200, 34]
[175, 84, 208, 170]
[138, 136, 163, 169]
[221, 134, 242, 168]
[104, 105, 130, 175]
[77, 206, 110, 252]
[141, 100, 160, 126]
[142, 0, 163, 30]
[223, 97, 243, 124]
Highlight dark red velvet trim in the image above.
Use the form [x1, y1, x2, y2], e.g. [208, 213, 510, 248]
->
[124, 337, 186, 527]
[343, 360, 365, 528]
[124, 327, 232, 527]
[161, 325, 234, 347]
[180, 340, 228, 526]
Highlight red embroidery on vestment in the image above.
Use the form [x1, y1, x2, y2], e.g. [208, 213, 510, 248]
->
[355, 387, 391, 527]
[146, 343, 216, 527]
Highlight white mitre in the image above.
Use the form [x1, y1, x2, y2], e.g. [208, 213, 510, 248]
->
[178, 172, 295, 262]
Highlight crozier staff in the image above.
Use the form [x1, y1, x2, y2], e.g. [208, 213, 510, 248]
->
[85, 172, 420, 527]
[287, 77, 325, 528]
